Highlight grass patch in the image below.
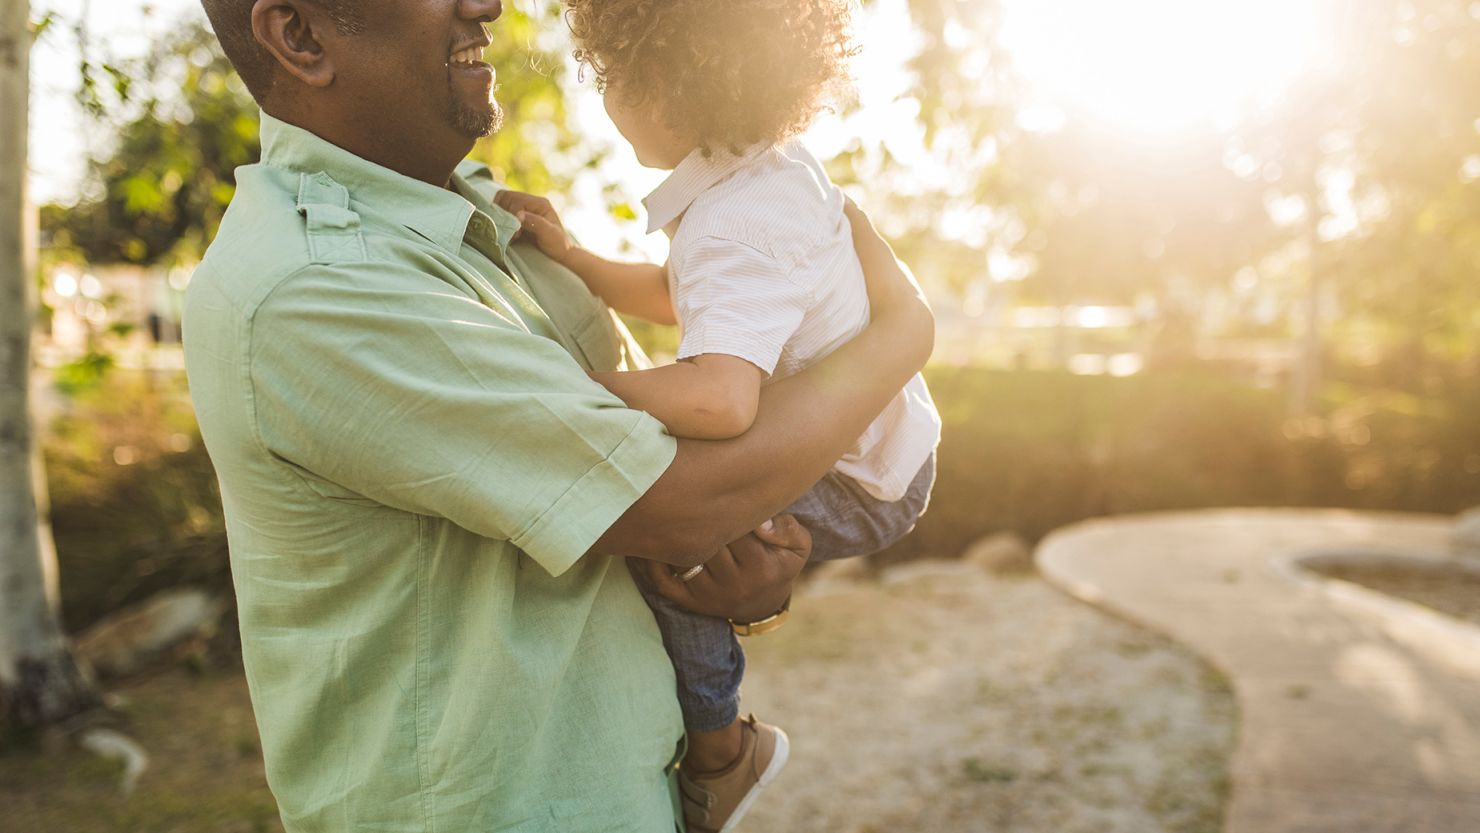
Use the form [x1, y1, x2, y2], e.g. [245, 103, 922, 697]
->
[962, 757, 1019, 784]
[0, 668, 281, 833]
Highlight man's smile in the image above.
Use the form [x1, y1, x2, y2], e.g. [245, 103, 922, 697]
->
[444, 28, 501, 138]
[448, 38, 495, 86]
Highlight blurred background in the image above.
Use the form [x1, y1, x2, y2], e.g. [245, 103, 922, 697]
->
[8, 0, 1480, 830]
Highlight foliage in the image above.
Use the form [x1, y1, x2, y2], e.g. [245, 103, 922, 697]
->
[43, 4, 588, 266]
[43, 21, 259, 266]
[1328, 1, 1480, 379]
[858, 0, 1480, 382]
[466, 0, 594, 195]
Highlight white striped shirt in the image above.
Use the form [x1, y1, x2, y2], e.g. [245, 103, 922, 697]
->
[644, 142, 940, 501]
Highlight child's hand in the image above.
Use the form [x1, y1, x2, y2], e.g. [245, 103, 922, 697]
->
[494, 189, 576, 264]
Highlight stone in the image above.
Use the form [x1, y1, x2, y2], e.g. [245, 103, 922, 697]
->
[76, 588, 226, 679]
[79, 728, 149, 796]
[963, 531, 1034, 575]
[1453, 507, 1480, 560]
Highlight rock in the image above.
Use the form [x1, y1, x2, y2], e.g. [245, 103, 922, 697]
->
[1455, 508, 1480, 560]
[79, 728, 149, 797]
[76, 588, 226, 679]
[963, 532, 1035, 575]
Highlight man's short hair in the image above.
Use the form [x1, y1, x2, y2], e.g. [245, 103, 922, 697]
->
[200, 0, 364, 103]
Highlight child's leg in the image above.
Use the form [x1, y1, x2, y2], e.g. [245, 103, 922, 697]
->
[627, 559, 746, 736]
[784, 451, 936, 562]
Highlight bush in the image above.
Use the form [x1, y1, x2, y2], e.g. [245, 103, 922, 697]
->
[45, 371, 227, 634]
[875, 367, 1480, 566]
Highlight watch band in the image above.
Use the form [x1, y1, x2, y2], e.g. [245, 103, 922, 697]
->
[730, 595, 791, 637]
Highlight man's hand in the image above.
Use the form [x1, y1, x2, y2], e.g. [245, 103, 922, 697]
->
[639, 514, 810, 623]
[494, 189, 576, 264]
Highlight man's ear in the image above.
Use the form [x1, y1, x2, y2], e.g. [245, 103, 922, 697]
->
[251, 0, 335, 89]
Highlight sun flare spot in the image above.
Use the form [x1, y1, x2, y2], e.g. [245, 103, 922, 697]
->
[998, 0, 1322, 136]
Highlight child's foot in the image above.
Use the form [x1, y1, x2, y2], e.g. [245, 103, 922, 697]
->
[679, 715, 789, 833]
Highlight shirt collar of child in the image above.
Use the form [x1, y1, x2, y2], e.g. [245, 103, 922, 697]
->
[642, 143, 771, 235]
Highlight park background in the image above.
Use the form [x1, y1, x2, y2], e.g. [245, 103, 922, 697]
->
[7, 0, 1480, 830]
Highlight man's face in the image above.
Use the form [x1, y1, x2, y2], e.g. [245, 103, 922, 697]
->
[328, 0, 504, 154]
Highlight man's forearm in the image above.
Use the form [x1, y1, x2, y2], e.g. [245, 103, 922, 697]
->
[594, 246, 933, 565]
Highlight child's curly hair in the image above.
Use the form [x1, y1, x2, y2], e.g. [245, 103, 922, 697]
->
[565, 0, 857, 155]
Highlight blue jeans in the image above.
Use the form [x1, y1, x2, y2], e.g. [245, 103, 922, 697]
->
[631, 453, 936, 731]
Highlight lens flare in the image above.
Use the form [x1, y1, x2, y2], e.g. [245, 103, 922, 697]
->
[998, 0, 1321, 136]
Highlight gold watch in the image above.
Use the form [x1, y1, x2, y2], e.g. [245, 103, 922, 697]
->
[730, 596, 791, 637]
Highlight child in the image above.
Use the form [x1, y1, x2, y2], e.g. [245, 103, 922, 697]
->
[496, 2, 940, 830]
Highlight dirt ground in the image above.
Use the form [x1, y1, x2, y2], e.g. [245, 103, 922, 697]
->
[737, 562, 1236, 833]
[4, 564, 1235, 833]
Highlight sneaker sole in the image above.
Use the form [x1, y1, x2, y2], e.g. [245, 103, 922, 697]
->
[716, 726, 790, 833]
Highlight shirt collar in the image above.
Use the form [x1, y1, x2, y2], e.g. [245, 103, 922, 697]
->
[258, 111, 517, 253]
[642, 144, 768, 235]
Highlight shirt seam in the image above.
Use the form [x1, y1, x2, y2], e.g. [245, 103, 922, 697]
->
[674, 326, 780, 376]
[414, 514, 435, 833]
[675, 233, 817, 308]
[245, 263, 363, 496]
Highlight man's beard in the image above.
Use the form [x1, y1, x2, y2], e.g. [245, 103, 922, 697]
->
[448, 83, 502, 139]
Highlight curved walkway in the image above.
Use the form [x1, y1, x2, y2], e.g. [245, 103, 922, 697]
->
[1037, 509, 1480, 833]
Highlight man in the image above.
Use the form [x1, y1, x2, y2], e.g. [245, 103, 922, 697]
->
[184, 0, 933, 831]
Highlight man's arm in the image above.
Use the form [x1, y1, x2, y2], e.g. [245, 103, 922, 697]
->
[593, 200, 934, 566]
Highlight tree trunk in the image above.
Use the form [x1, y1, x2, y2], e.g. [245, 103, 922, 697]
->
[0, 0, 98, 738]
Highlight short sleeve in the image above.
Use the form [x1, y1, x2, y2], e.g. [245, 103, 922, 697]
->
[249, 261, 677, 576]
[671, 236, 809, 375]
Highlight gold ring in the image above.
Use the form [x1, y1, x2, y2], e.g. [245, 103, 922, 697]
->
[676, 564, 705, 583]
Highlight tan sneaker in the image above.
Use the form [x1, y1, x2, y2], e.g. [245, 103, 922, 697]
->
[679, 715, 790, 833]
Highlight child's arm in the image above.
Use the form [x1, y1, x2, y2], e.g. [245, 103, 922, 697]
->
[495, 189, 676, 325]
[558, 249, 676, 326]
[591, 354, 765, 440]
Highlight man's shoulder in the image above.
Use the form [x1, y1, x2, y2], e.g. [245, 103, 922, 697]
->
[189, 163, 322, 320]
[188, 164, 437, 323]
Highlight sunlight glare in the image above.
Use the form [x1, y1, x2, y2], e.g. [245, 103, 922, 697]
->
[999, 0, 1321, 135]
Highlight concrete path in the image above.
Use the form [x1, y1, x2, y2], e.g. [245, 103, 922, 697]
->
[1036, 509, 1480, 833]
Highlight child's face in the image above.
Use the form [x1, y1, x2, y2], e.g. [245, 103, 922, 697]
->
[603, 82, 692, 170]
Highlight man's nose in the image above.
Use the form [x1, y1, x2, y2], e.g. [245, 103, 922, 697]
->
[458, 0, 503, 23]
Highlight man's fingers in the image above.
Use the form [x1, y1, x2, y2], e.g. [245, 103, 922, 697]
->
[753, 513, 808, 553]
[644, 559, 695, 603]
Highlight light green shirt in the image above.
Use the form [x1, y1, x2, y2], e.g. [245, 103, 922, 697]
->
[183, 113, 683, 832]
